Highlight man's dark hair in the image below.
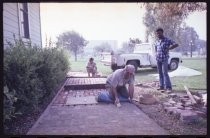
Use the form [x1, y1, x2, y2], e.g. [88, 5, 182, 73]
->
[156, 28, 164, 33]
[90, 57, 94, 61]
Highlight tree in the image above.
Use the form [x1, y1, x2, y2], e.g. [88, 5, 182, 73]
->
[94, 42, 113, 55]
[176, 26, 199, 55]
[142, 3, 206, 43]
[119, 38, 142, 54]
[56, 31, 88, 61]
[195, 39, 206, 55]
[119, 42, 131, 53]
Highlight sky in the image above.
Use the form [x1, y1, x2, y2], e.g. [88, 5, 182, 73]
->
[40, 3, 206, 47]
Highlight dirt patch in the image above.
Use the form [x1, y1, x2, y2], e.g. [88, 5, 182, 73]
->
[4, 107, 46, 134]
[4, 79, 66, 135]
[133, 102, 207, 135]
[133, 85, 207, 135]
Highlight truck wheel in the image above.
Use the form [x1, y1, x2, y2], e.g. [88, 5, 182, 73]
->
[169, 59, 179, 70]
[127, 61, 138, 72]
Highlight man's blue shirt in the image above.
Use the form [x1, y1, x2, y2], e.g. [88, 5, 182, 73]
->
[154, 37, 176, 62]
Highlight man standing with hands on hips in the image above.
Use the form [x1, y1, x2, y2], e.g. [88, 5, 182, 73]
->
[154, 28, 179, 93]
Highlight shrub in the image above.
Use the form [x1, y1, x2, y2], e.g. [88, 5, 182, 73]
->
[3, 85, 22, 128]
[4, 37, 70, 127]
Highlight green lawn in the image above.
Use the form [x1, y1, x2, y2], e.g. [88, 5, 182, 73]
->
[69, 57, 206, 91]
[171, 58, 206, 91]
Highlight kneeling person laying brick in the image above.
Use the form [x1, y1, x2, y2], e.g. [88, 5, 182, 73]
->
[96, 65, 135, 107]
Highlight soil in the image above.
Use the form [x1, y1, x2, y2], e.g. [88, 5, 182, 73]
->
[3, 79, 66, 135]
[4, 104, 48, 134]
[133, 102, 207, 135]
[132, 87, 207, 135]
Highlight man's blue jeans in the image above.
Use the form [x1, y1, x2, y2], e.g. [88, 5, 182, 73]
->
[157, 60, 172, 90]
[97, 86, 130, 103]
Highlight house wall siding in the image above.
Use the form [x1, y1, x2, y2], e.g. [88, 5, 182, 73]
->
[28, 3, 42, 47]
[3, 3, 42, 48]
[3, 3, 19, 46]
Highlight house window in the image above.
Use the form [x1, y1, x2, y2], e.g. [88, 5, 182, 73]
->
[19, 3, 30, 39]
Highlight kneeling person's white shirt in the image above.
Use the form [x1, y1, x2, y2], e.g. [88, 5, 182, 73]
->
[106, 69, 134, 88]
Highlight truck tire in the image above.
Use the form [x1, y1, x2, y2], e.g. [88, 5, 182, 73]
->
[127, 61, 138, 72]
[169, 59, 179, 70]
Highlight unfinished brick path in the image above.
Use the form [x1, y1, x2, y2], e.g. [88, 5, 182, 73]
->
[27, 73, 169, 135]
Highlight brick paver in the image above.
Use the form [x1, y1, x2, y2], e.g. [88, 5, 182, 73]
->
[27, 103, 169, 135]
[53, 89, 104, 106]
[67, 71, 89, 77]
[64, 78, 106, 90]
[27, 75, 169, 135]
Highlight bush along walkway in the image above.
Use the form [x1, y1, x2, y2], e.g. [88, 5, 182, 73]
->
[27, 77, 169, 135]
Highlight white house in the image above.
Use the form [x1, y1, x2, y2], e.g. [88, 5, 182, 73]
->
[3, 3, 42, 48]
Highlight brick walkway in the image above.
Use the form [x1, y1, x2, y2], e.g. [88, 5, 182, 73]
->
[65, 77, 106, 90]
[52, 89, 104, 106]
[27, 76, 169, 135]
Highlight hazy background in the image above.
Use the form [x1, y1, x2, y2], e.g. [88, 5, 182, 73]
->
[40, 3, 206, 49]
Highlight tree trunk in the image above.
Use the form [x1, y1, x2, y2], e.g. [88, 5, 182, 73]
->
[190, 43, 192, 58]
[145, 30, 149, 43]
[74, 52, 77, 61]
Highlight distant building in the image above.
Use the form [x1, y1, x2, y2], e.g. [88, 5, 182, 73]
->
[3, 3, 42, 48]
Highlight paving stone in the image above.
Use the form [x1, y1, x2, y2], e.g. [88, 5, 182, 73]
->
[164, 107, 178, 115]
[183, 95, 189, 98]
[201, 93, 207, 106]
[179, 110, 199, 124]
[176, 102, 183, 106]
[200, 107, 207, 114]
[184, 107, 193, 110]
[27, 104, 169, 135]
[174, 104, 185, 110]
[162, 102, 173, 107]
[193, 95, 202, 103]
[27, 77, 169, 135]
[180, 97, 189, 102]
[168, 98, 176, 105]
[66, 96, 98, 105]
[64, 91, 68, 95]
[194, 110, 206, 118]
[168, 93, 177, 98]
[52, 89, 104, 105]
[65, 78, 106, 90]
[184, 101, 193, 107]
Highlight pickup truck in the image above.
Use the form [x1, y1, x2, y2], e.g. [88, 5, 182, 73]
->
[101, 43, 182, 72]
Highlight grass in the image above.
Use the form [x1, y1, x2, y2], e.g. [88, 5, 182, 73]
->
[172, 58, 206, 91]
[68, 57, 206, 91]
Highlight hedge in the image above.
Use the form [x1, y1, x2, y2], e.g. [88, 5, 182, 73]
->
[4, 38, 70, 129]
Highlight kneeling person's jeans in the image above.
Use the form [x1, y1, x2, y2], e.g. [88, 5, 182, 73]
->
[97, 85, 130, 103]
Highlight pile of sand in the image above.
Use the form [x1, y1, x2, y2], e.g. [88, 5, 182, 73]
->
[150, 66, 202, 79]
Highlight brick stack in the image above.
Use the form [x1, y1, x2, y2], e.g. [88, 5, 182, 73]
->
[162, 92, 207, 124]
